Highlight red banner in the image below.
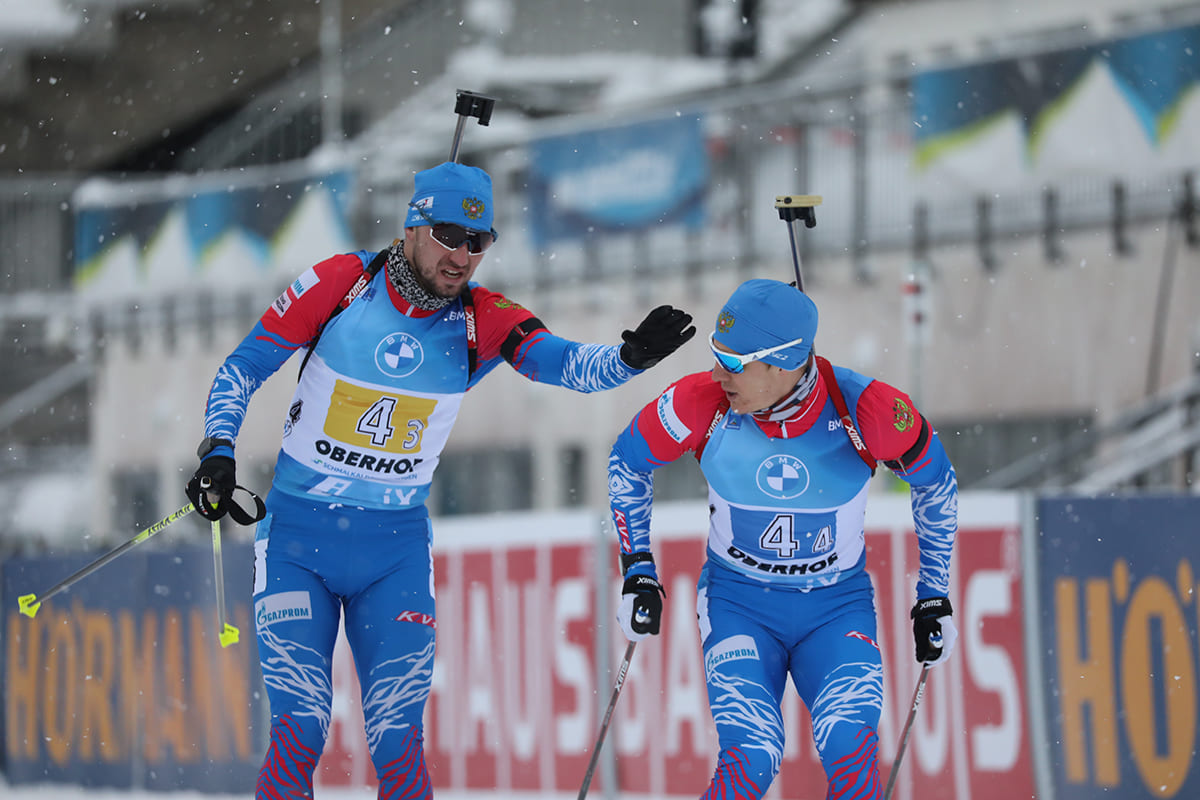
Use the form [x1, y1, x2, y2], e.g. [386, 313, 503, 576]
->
[317, 495, 1032, 799]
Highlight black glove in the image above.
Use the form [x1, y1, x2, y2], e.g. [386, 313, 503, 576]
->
[617, 573, 666, 641]
[911, 596, 958, 665]
[619, 305, 696, 370]
[186, 456, 238, 521]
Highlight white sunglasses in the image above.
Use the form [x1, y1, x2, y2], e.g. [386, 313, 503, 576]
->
[708, 331, 805, 373]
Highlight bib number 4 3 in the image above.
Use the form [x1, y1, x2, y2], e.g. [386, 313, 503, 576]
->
[355, 396, 426, 450]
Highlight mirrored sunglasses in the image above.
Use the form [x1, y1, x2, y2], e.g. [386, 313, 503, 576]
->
[708, 331, 806, 374]
[409, 202, 497, 254]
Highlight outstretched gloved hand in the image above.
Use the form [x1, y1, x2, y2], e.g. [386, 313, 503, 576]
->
[911, 596, 958, 666]
[619, 305, 696, 370]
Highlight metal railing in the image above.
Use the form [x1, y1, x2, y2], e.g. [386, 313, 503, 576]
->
[977, 367, 1200, 492]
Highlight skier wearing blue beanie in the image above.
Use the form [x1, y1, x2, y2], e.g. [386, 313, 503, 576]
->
[608, 278, 958, 800]
[188, 161, 697, 799]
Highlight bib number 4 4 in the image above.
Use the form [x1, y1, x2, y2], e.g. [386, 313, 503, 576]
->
[759, 514, 832, 558]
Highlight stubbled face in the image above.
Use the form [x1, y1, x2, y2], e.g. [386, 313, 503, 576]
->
[404, 225, 485, 298]
[710, 346, 806, 414]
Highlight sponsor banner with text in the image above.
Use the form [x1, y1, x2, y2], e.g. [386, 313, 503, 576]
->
[1037, 495, 1200, 800]
[2, 544, 264, 791]
[318, 494, 1033, 800]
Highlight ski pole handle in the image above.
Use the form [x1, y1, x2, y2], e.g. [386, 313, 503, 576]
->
[199, 475, 222, 510]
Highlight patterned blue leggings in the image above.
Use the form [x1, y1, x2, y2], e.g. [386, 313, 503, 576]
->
[697, 562, 884, 800]
[252, 492, 436, 799]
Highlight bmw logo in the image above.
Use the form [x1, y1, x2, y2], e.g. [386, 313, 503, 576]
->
[755, 455, 810, 499]
[375, 332, 423, 377]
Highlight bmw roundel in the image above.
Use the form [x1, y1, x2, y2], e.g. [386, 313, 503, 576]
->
[375, 332, 423, 377]
[755, 455, 810, 499]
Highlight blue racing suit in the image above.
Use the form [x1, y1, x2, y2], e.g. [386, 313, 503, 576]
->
[201, 249, 645, 799]
[608, 363, 957, 800]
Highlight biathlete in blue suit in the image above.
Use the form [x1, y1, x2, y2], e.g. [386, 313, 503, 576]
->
[186, 161, 695, 799]
[608, 279, 958, 800]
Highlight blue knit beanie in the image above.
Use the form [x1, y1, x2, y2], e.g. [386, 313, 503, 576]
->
[712, 279, 818, 370]
[405, 162, 495, 233]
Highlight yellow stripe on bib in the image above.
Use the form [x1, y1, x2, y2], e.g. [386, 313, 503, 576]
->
[325, 380, 438, 453]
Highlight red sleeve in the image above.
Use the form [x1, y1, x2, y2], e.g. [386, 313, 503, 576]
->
[630, 372, 729, 464]
[855, 380, 925, 463]
[468, 285, 542, 362]
[261, 254, 365, 346]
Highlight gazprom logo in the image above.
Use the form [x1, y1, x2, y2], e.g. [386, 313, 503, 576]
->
[705, 634, 759, 678]
[375, 332, 423, 377]
[755, 454, 810, 499]
[256, 591, 313, 628]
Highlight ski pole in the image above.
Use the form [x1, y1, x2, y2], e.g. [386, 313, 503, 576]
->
[210, 517, 239, 648]
[448, 89, 495, 163]
[883, 662, 931, 800]
[577, 641, 637, 800]
[200, 475, 244, 647]
[774, 194, 822, 292]
[17, 502, 196, 618]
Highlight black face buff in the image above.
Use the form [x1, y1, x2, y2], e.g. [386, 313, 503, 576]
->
[385, 241, 452, 310]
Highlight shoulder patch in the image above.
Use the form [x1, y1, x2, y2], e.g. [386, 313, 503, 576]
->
[272, 290, 293, 316]
[291, 267, 320, 298]
[491, 297, 526, 311]
[892, 397, 915, 432]
[656, 386, 692, 443]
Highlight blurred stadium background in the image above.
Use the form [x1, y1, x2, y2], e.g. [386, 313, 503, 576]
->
[0, 1, 1198, 798]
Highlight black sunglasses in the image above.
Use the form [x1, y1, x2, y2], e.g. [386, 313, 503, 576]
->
[408, 203, 497, 255]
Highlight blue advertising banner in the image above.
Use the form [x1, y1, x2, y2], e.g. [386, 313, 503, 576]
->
[2, 543, 265, 792]
[527, 114, 708, 246]
[911, 23, 1200, 180]
[72, 168, 356, 301]
[1036, 495, 1200, 800]
[75, 170, 354, 271]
